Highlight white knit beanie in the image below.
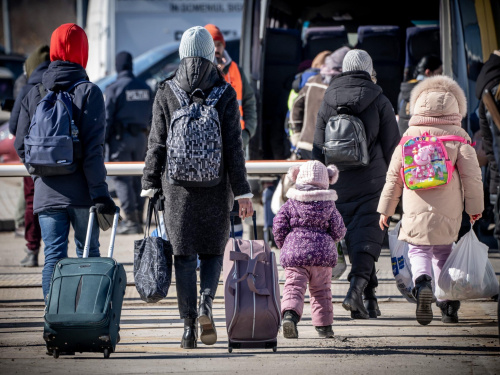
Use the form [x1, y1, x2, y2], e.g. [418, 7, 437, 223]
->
[179, 26, 215, 62]
[342, 49, 373, 75]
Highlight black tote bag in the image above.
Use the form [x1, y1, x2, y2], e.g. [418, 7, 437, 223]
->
[133, 195, 173, 303]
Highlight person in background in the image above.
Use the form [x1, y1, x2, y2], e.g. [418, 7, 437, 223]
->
[289, 46, 350, 159]
[9, 45, 50, 267]
[273, 161, 346, 339]
[15, 23, 116, 302]
[397, 55, 443, 135]
[105, 51, 153, 235]
[312, 49, 400, 320]
[287, 50, 332, 150]
[205, 24, 257, 239]
[141, 26, 254, 349]
[378, 75, 483, 325]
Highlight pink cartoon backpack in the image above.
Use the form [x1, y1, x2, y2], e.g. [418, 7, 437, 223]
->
[399, 132, 473, 190]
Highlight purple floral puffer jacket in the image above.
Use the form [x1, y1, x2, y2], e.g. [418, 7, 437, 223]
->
[272, 192, 346, 268]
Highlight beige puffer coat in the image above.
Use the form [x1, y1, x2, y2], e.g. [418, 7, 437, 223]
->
[377, 75, 484, 245]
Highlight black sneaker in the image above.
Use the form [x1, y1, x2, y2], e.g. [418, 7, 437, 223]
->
[282, 310, 299, 339]
[315, 325, 334, 338]
[413, 274, 434, 325]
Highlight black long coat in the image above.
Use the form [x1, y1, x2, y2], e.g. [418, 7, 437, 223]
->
[312, 71, 400, 260]
[142, 57, 251, 256]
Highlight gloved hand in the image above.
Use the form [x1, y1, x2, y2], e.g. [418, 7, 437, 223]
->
[140, 188, 160, 198]
[93, 196, 117, 215]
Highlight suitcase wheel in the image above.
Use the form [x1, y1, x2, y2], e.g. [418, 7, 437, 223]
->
[53, 349, 59, 359]
[103, 348, 110, 359]
[272, 346, 277, 353]
[228, 346, 233, 354]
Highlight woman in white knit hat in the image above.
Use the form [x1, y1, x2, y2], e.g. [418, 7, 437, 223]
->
[312, 49, 400, 320]
[141, 26, 254, 349]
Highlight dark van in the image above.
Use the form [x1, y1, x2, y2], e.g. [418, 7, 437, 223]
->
[239, 0, 500, 161]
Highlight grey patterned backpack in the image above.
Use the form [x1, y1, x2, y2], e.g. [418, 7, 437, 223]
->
[166, 80, 229, 187]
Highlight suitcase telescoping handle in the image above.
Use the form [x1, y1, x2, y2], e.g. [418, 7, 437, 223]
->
[230, 210, 257, 240]
[83, 206, 121, 258]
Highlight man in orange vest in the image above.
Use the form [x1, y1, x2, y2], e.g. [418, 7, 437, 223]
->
[205, 24, 257, 239]
[205, 24, 257, 150]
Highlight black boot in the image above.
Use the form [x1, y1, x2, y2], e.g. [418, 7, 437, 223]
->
[198, 290, 217, 345]
[315, 325, 334, 338]
[364, 287, 381, 318]
[180, 318, 197, 349]
[343, 277, 370, 319]
[282, 310, 300, 338]
[436, 300, 460, 323]
[412, 274, 434, 325]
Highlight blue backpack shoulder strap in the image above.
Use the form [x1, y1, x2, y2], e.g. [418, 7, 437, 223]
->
[205, 82, 229, 107]
[66, 79, 90, 92]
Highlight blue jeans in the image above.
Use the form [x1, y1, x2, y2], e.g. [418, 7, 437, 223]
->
[38, 207, 100, 300]
[174, 254, 223, 319]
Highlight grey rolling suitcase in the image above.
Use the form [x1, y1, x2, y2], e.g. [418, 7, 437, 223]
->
[43, 207, 127, 359]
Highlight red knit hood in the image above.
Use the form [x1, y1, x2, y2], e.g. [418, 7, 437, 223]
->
[50, 23, 88, 69]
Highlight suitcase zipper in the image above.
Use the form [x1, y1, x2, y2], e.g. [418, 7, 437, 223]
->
[251, 241, 255, 339]
[227, 238, 239, 335]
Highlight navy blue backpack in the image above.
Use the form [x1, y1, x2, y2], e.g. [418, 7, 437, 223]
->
[24, 80, 89, 176]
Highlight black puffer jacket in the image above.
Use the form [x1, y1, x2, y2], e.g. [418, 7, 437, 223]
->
[475, 52, 500, 195]
[312, 70, 400, 259]
[142, 57, 251, 256]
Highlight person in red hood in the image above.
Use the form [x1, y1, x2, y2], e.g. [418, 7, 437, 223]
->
[15, 23, 117, 303]
[50, 23, 88, 69]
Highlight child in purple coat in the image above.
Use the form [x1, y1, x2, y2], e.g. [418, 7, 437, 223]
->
[273, 160, 346, 339]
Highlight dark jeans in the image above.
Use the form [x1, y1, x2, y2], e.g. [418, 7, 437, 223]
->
[38, 207, 100, 300]
[174, 254, 223, 319]
[23, 177, 41, 251]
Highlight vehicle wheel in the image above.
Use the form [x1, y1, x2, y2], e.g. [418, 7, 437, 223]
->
[53, 349, 59, 359]
[273, 346, 277, 353]
[103, 348, 110, 358]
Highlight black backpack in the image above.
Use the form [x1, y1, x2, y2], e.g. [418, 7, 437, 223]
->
[323, 106, 370, 170]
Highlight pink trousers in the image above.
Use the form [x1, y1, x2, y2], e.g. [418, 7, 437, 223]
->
[407, 243, 453, 301]
[281, 266, 333, 326]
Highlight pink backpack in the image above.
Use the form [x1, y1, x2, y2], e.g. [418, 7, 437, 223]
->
[399, 132, 472, 190]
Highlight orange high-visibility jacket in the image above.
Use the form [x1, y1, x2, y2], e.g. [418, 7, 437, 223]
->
[223, 61, 245, 130]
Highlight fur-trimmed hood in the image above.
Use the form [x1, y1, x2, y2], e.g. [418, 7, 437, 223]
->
[409, 75, 467, 127]
[286, 187, 338, 202]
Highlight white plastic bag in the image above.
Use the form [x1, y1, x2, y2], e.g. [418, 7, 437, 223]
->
[435, 227, 499, 300]
[388, 221, 416, 303]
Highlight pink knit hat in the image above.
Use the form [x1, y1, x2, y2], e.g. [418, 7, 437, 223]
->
[287, 161, 339, 190]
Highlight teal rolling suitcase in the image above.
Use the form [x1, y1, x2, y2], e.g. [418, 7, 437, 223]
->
[43, 207, 127, 359]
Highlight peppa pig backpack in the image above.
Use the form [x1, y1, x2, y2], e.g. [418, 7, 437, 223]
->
[399, 132, 473, 190]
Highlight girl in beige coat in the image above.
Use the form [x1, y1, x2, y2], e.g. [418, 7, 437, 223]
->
[377, 75, 484, 326]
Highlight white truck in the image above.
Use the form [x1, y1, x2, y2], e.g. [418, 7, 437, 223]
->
[85, 0, 243, 82]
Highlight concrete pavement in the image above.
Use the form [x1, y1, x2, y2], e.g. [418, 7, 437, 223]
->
[0, 185, 499, 374]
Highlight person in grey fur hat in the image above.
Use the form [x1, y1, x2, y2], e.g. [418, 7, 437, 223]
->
[313, 48, 400, 321]
[141, 26, 254, 349]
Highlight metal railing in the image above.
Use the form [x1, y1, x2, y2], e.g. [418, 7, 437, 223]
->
[0, 160, 306, 177]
